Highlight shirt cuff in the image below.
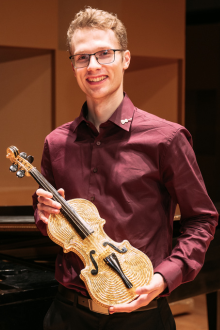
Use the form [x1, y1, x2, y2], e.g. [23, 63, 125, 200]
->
[154, 259, 183, 295]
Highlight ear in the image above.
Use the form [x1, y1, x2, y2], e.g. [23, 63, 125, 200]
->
[71, 62, 76, 77]
[123, 50, 131, 71]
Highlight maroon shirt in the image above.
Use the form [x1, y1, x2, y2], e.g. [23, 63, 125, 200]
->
[33, 94, 218, 296]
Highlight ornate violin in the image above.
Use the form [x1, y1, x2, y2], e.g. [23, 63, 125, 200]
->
[6, 146, 153, 308]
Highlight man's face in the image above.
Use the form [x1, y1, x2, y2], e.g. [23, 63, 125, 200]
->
[70, 28, 130, 101]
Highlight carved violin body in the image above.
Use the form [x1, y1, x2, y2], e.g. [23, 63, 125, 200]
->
[6, 146, 153, 308]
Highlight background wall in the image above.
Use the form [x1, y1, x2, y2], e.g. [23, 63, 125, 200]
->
[0, 0, 185, 205]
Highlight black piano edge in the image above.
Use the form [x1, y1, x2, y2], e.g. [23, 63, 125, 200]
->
[0, 253, 54, 272]
[0, 205, 34, 216]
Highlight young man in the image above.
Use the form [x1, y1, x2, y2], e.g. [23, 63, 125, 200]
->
[33, 7, 218, 330]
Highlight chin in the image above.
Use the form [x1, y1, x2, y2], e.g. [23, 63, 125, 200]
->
[88, 88, 110, 99]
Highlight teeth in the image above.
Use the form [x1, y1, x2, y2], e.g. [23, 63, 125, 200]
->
[88, 76, 107, 82]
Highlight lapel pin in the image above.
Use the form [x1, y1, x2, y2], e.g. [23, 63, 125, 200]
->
[121, 118, 132, 125]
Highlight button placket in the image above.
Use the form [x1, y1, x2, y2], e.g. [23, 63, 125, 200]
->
[92, 140, 101, 175]
[88, 139, 101, 203]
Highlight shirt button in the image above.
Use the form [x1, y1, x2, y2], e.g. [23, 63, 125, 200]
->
[93, 167, 98, 173]
[90, 196, 95, 201]
[96, 141, 101, 146]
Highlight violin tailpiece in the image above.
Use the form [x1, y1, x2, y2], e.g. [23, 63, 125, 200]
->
[104, 253, 133, 289]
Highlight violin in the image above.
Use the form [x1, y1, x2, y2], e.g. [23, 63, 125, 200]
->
[6, 146, 153, 308]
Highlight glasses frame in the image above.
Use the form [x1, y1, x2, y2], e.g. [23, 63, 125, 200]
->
[69, 49, 124, 69]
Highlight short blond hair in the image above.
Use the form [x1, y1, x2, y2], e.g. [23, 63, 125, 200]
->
[67, 7, 127, 52]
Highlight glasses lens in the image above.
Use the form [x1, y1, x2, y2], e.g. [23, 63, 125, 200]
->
[74, 54, 90, 68]
[96, 50, 114, 64]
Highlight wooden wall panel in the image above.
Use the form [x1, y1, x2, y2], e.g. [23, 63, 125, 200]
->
[0, 53, 52, 205]
[58, 0, 185, 59]
[55, 50, 85, 127]
[121, 0, 185, 58]
[124, 62, 179, 122]
[0, 0, 58, 49]
[58, 0, 122, 51]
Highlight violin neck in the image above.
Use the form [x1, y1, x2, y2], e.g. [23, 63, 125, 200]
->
[30, 167, 93, 238]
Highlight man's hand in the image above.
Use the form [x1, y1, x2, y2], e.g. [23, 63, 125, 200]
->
[109, 273, 167, 314]
[36, 188, 65, 224]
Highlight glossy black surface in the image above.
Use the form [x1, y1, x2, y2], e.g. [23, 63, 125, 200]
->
[0, 259, 57, 304]
[0, 258, 58, 330]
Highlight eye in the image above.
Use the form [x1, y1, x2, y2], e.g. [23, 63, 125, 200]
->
[101, 50, 109, 56]
[101, 50, 111, 56]
[98, 50, 113, 58]
[76, 54, 89, 62]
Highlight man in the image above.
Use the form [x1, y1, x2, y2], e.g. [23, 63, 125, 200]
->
[33, 7, 218, 330]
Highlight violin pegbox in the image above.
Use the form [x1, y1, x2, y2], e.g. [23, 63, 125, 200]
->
[6, 146, 34, 178]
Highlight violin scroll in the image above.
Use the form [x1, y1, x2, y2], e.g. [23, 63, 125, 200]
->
[6, 146, 34, 178]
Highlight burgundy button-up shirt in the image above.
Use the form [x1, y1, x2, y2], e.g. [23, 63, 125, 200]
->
[33, 94, 218, 297]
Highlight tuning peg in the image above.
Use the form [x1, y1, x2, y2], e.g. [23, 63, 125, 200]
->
[20, 152, 27, 159]
[27, 155, 34, 163]
[9, 164, 18, 172]
[16, 170, 25, 178]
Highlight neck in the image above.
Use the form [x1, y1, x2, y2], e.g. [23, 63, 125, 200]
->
[86, 87, 124, 131]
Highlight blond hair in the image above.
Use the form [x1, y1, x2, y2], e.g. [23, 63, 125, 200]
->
[67, 7, 127, 52]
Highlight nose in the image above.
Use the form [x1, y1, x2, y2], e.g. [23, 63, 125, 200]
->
[87, 54, 102, 70]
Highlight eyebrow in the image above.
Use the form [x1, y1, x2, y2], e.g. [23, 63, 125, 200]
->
[74, 47, 111, 55]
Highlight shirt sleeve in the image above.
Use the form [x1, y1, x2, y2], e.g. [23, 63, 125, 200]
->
[32, 138, 57, 236]
[154, 127, 219, 294]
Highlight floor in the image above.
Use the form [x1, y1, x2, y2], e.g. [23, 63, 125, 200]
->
[174, 295, 209, 330]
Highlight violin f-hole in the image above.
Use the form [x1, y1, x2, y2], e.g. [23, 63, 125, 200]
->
[90, 250, 98, 275]
[103, 242, 127, 253]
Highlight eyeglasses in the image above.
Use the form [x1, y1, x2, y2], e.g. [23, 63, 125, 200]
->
[69, 49, 124, 69]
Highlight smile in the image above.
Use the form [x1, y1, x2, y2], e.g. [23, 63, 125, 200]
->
[87, 76, 108, 82]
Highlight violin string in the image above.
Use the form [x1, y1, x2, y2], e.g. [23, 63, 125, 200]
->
[30, 167, 91, 237]
[32, 168, 101, 250]
[15, 157, 89, 237]
[15, 158, 100, 247]
[31, 169, 90, 237]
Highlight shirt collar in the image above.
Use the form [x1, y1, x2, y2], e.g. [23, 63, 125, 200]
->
[70, 93, 135, 133]
[107, 93, 135, 132]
